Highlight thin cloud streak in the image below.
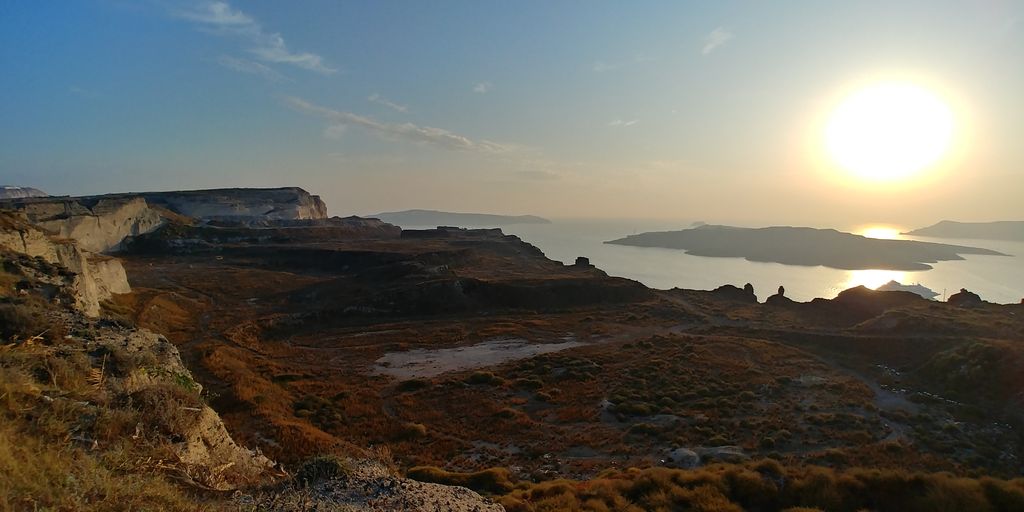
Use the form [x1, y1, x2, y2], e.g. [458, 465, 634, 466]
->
[702, 27, 734, 55]
[285, 96, 512, 153]
[608, 119, 639, 127]
[216, 55, 290, 82]
[176, 1, 337, 74]
[368, 93, 409, 113]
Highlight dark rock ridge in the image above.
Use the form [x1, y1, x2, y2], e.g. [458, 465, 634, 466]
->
[374, 209, 550, 227]
[606, 224, 1007, 271]
[948, 288, 983, 308]
[905, 220, 1024, 242]
[0, 185, 47, 199]
[710, 284, 758, 303]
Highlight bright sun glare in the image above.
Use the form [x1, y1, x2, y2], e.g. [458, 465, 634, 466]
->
[825, 82, 955, 183]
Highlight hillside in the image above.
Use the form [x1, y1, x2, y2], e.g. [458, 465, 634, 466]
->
[4, 187, 1024, 511]
[905, 220, 1024, 242]
[373, 209, 551, 227]
[606, 224, 1007, 270]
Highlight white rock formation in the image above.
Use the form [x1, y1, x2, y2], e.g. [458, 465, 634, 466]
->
[99, 327, 276, 489]
[10, 196, 165, 253]
[0, 214, 130, 316]
[139, 187, 328, 222]
[0, 186, 47, 199]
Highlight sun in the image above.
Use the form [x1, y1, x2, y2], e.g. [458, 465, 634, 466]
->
[824, 81, 955, 182]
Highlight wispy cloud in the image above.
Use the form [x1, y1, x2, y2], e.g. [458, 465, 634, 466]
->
[702, 27, 734, 55]
[592, 61, 617, 73]
[285, 96, 512, 153]
[176, 1, 337, 74]
[607, 119, 639, 127]
[368, 93, 409, 113]
[216, 54, 289, 81]
[472, 81, 492, 94]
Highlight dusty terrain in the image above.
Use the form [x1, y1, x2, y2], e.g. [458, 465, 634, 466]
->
[109, 219, 1024, 484]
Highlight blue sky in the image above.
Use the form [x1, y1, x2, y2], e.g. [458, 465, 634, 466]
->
[1, 1, 1022, 225]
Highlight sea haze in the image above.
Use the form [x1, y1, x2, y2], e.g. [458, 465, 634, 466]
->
[394, 219, 1024, 304]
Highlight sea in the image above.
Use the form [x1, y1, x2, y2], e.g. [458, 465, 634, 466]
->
[397, 219, 1024, 304]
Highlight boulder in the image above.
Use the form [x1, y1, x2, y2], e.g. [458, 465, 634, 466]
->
[663, 447, 700, 469]
[695, 445, 748, 463]
[948, 288, 983, 308]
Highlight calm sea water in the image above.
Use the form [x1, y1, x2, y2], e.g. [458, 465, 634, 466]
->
[400, 219, 1024, 304]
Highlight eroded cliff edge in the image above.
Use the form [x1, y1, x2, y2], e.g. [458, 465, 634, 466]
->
[0, 188, 503, 510]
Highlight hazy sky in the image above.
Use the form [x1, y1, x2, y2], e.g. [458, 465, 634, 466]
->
[2, 1, 1022, 227]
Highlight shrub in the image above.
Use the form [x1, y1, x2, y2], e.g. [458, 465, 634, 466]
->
[466, 371, 505, 385]
[0, 304, 50, 342]
[407, 466, 515, 495]
[394, 422, 428, 440]
[295, 454, 352, 486]
[396, 378, 430, 392]
[128, 383, 204, 437]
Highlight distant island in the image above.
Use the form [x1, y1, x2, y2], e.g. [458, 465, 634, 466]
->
[373, 209, 551, 227]
[876, 280, 940, 300]
[904, 220, 1024, 242]
[606, 225, 1007, 271]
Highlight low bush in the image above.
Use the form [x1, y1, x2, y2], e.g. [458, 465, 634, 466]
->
[407, 466, 515, 494]
[295, 454, 352, 486]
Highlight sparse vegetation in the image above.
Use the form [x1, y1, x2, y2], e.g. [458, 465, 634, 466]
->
[408, 466, 516, 494]
[295, 454, 353, 486]
[497, 462, 1024, 512]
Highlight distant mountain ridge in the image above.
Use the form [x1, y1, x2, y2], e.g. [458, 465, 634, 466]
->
[374, 209, 550, 227]
[606, 224, 1006, 271]
[904, 220, 1024, 242]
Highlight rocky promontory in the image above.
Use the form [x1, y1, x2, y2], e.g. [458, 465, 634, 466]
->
[905, 220, 1024, 242]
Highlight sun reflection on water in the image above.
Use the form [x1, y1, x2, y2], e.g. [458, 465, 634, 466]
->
[856, 225, 904, 240]
[838, 269, 906, 293]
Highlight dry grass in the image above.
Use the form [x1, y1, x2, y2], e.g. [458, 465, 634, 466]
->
[497, 462, 1024, 512]
[0, 341, 209, 511]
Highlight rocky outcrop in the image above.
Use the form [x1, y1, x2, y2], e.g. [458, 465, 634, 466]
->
[0, 213, 130, 316]
[0, 196, 165, 253]
[711, 284, 758, 303]
[948, 288, 983, 308]
[138, 187, 328, 222]
[237, 459, 503, 511]
[0, 185, 47, 199]
[98, 327, 276, 489]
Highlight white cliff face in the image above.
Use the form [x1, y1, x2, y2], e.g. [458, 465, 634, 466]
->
[0, 216, 131, 316]
[0, 186, 47, 199]
[18, 197, 165, 253]
[140, 187, 328, 222]
[0, 186, 329, 316]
